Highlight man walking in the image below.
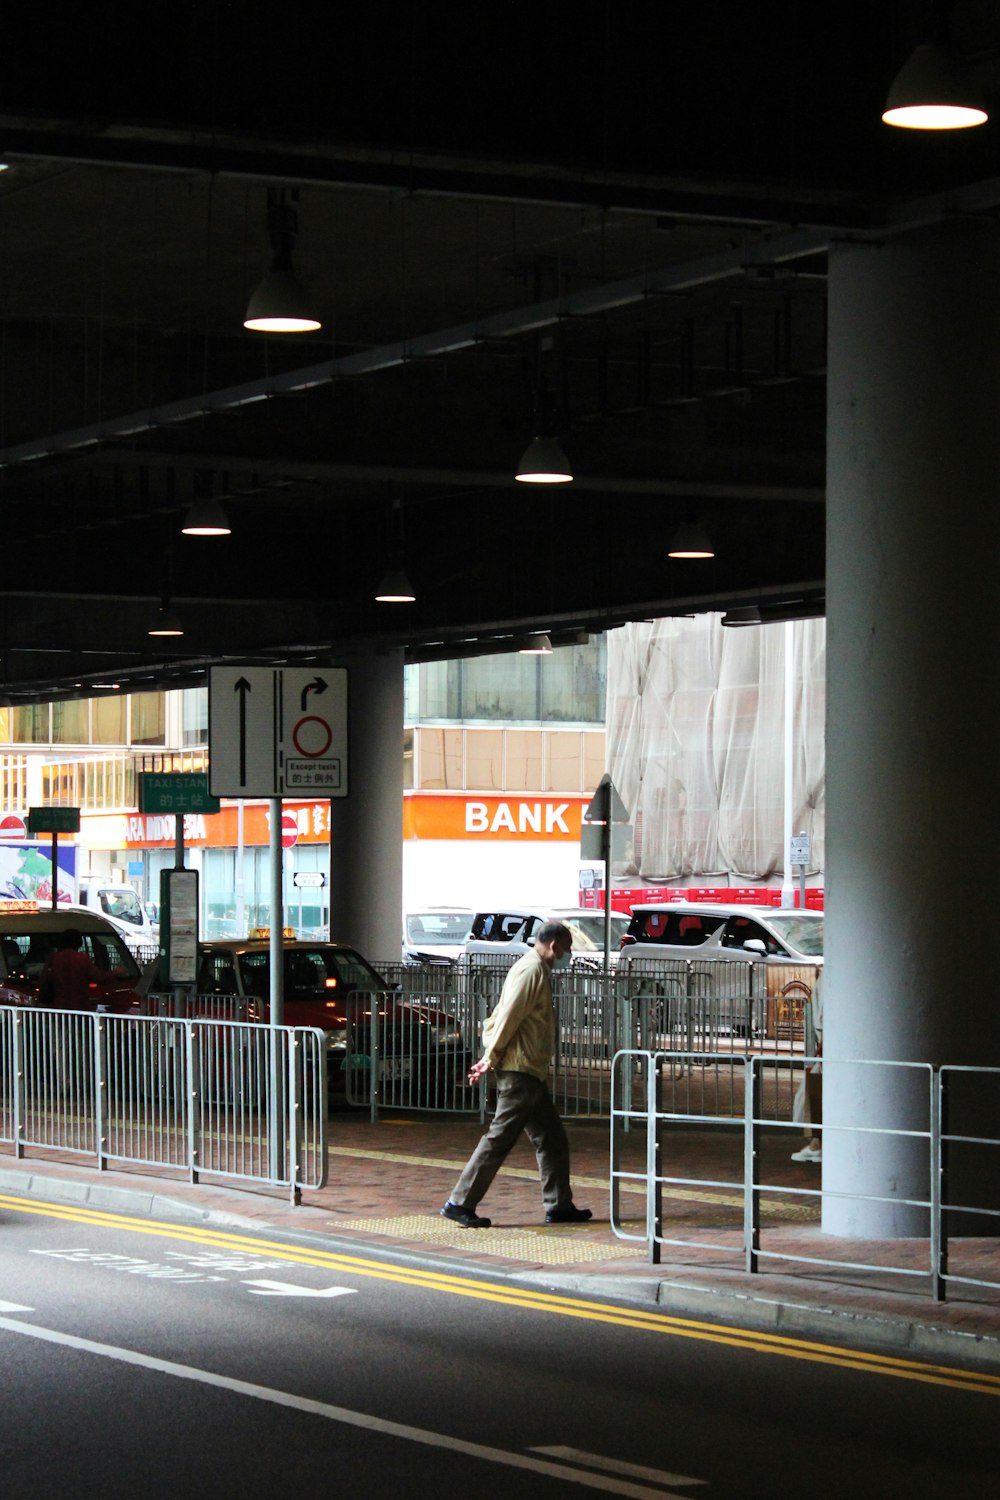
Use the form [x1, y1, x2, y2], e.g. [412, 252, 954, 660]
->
[440, 920, 592, 1229]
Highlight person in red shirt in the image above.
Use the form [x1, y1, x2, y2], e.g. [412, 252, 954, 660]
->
[41, 928, 103, 1010]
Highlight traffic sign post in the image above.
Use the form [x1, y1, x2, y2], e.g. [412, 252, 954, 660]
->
[581, 775, 631, 974]
[208, 666, 349, 798]
[26, 807, 80, 911]
[790, 830, 811, 909]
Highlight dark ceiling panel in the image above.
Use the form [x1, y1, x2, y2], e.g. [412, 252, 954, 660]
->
[0, 2, 996, 700]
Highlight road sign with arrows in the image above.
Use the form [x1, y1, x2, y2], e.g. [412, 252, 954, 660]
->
[208, 666, 349, 798]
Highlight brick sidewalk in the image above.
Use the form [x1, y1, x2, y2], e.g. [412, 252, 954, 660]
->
[3, 1113, 1000, 1361]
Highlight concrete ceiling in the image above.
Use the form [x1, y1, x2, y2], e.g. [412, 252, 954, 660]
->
[0, 1, 998, 702]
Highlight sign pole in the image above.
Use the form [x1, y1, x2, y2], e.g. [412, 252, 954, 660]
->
[268, 796, 285, 1182]
[50, 831, 58, 911]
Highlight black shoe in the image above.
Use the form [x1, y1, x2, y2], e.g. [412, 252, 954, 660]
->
[440, 1200, 492, 1229]
[545, 1204, 592, 1224]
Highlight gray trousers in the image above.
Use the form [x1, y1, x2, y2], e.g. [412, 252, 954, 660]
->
[450, 1070, 572, 1213]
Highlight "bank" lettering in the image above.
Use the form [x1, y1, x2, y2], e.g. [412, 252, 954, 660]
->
[465, 801, 570, 834]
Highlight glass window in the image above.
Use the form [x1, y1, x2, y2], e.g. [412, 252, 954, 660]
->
[11, 705, 50, 743]
[416, 728, 463, 789]
[130, 692, 165, 746]
[541, 637, 606, 723]
[465, 729, 503, 790]
[51, 700, 88, 744]
[181, 688, 208, 747]
[546, 731, 581, 792]
[504, 729, 543, 790]
[92, 696, 126, 744]
[461, 653, 537, 720]
[402, 726, 414, 790]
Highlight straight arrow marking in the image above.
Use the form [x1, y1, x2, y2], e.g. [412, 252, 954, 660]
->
[0, 1300, 35, 1314]
[243, 1279, 357, 1299]
[234, 676, 251, 787]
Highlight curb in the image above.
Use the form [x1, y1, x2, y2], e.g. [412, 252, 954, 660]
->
[3, 1166, 999, 1371]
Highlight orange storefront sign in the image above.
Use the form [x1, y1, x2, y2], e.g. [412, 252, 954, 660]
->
[113, 802, 332, 850]
[403, 794, 585, 841]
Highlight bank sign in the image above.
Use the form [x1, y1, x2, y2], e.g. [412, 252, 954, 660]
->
[403, 795, 585, 841]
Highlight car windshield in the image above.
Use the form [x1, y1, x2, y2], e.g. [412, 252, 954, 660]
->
[99, 889, 144, 926]
[562, 915, 631, 951]
[239, 946, 387, 1001]
[406, 912, 472, 944]
[767, 913, 824, 957]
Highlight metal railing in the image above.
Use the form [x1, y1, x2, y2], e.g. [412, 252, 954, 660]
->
[610, 1049, 1000, 1302]
[368, 957, 819, 1118]
[0, 1005, 328, 1199]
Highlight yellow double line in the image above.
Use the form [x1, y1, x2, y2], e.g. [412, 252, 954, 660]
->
[1, 1194, 997, 1397]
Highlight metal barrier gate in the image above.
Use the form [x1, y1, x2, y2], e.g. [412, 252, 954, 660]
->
[0, 1005, 328, 1198]
[611, 1050, 1000, 1303]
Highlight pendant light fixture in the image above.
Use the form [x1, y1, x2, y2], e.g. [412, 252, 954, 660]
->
[720, 605, 763, 628]
[519, 633, 553, 654]
[181, 495, 232, 536]
[668, 519, 715, 559]
[148, 599, 184, 637]
[375, 567, 416, 603]
[515, 435, 574, 484]
[244, 188, 322, 333]
[882, 43, 988, 129]
[375, 496, 416, 602]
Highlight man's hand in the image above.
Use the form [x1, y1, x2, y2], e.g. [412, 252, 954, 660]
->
[468, 1057, 491, 1086]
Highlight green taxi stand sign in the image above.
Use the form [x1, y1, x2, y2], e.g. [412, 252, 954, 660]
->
[138, 772, 221, 815]
[26, 806, 81, 910]
[26, 806, 81, 834]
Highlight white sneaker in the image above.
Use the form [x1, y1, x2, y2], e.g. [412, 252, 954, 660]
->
[791, 1145, 822, 1162]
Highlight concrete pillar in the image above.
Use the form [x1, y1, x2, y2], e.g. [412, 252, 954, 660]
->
[824, 222, 1000, 1235]
[327, 650, 403, 963]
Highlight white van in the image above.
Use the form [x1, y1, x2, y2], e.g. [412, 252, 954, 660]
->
[77, 881, 157, 950]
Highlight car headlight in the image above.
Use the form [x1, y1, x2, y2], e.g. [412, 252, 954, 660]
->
[429, 1023, 463, 1046]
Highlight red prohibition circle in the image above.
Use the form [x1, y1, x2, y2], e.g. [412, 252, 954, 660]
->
[292, 715, 333, 758]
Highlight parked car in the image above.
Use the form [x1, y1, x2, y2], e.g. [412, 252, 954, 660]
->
[619, 903, 823, 964]
[464, 906, 631, 970]
[618, 902, 822, 1040]
[0, 905, 143, 1012]
[402, 907, 474, 966]
[139, 937, 471, 1102]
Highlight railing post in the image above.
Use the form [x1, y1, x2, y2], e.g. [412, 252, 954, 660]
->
[369, 990, 380, 1125]
[289, 1030, 302, 1206]
[187, 1022, 201, 1185]
[745, 1054, 761, 1274]
[932, 1066, 947, 1301]
[94, 1014, 108, 1172]
[648, 1051, 661, 1264]
[13, 1010, 26, 1159]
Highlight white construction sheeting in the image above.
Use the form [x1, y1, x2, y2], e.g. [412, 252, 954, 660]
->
[606, 615, 825, 884]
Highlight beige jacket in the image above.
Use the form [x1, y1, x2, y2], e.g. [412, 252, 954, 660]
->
[481, 948, 554, 1082]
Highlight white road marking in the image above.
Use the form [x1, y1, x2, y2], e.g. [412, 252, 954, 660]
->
[0, 1312, 701, 1498]
[532, 1446, 706, 1487]
[243, 1280, 358, 1298]
[0, 1300, 34, 1314]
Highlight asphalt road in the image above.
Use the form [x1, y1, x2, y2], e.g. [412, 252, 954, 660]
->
[0, 1192, 996, 1499]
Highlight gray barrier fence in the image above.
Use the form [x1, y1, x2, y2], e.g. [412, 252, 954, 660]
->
[368, 958, 819, 1119]
[0, 1005, 328, 1198]
[610, 1050, 1000, 1303]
